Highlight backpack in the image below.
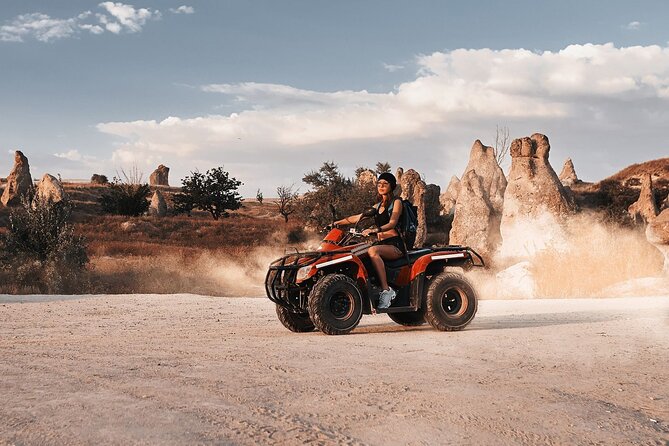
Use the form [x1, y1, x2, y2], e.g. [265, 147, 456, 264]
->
[388, 198, 419, 250]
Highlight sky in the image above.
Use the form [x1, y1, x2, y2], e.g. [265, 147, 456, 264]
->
[1, 1, 669, 196]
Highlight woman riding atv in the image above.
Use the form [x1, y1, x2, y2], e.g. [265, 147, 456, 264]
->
[334, 172, 404, 309]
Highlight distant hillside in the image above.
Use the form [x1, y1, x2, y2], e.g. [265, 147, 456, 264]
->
[603, 158, 669, 187]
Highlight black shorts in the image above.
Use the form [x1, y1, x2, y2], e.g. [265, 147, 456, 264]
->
[373, 235, 406, 255]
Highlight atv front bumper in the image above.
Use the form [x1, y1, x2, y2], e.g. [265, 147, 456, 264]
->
[265, 253, 320, 312]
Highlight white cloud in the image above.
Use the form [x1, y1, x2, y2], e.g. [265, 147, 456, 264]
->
[1, 3, 166, 43]
[169, 5, 195, 14]
[625, 21, 642, 30]
[54, 150, 83, 161]
[97, 43, 669, 193]
[98, 2, 161, 33]
[383, 63, 405, 72]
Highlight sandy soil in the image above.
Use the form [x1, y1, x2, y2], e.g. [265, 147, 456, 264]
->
[1, 294, 668, 445]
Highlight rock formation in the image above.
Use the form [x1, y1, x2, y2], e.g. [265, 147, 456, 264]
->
[646, 209, 669, 273]
[150, 164, 170, 186]
[559, 158, 579, 186]
[450, 170, 496, 258]
[628, 174, 659, 224]
[1, 150, 33, 207]
[424, 184, 441, 226]
[356, 169, 376, 187]
[91, 174, 108, 185]
[149, 190, 168, 217]
[499, 133, 576, 258]
[449, 140, 507, 260]
[35, 174, 65, 204]
[394, 167, 404, 196]
[439, 175, 460, 217]
[399, 168, 427, 247]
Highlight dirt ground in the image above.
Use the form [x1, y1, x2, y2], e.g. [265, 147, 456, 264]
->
[1, 294, 667, 445]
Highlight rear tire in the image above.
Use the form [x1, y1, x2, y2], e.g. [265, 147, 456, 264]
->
[388, 311, 426, 326]
[424, 272, 478, 331]
[275, 305, 315, 333]
[308, 274, 363, 335]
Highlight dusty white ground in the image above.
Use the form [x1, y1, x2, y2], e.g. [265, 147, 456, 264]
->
[1, 294, 668, 445]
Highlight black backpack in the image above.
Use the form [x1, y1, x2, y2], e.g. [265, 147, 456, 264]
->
[389, 198, 419, 250]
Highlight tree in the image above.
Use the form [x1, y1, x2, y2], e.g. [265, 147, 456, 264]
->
[276, 184, 299, 223]
[99, 167, 151, 216]
[256, 189, 264, 205]
[494, 125, 510, 167]
[173, 167, 243, 220]
[298, 161, 376, 227]
[375, 162, 391, 174]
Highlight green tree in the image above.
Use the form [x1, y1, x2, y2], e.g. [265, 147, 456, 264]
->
[256, 189, 264, 205]
[375, 162, 391, 174]
[173, 167, 243, 220]
[298, 162, 376, 227]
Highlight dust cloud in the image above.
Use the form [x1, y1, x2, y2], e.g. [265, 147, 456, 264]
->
[485, 212, 666, 298]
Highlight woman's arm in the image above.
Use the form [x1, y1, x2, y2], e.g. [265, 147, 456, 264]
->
[334, 213, 362, 226]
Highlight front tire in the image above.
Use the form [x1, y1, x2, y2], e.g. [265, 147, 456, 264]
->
[424, 272, 478, 331]
[308, 274, 363, 335]
[388, 310, 426, 326]
[276, 305, 315, 333]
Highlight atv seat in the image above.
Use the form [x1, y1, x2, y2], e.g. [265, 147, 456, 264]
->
[385, 248, 433, 269]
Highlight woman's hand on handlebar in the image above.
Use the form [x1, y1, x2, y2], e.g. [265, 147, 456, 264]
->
[361, 228, 378, 237]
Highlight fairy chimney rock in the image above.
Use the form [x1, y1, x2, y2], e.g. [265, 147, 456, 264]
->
[449, 140, 507, 260]
[149, 164, 170, 186]
[499, 133, 576, 258]
[1, 150, 33, 207]
[450, 170, 497, 261]
[35, 174, 65, 204]
[424, 183, 441, 226]
[646, 209, 669, 273]
[357, 169, 376, 187]
[628, 174, 659, 224]
[149, 190, 168, 217]
[439, 175, 460, 216]
[559, 158, 579, 186]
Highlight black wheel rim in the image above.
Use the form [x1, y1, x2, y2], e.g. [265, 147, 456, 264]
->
[441, 287, 468, 317]
[330, 291, 354, 320]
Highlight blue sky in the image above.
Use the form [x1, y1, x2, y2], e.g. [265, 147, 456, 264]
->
[1, 1, 668, 196]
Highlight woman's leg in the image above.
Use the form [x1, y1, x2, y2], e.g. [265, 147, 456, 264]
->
[368, 245, 403, 290]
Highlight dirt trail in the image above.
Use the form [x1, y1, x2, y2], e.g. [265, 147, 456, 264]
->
[1, 294, 668, 445]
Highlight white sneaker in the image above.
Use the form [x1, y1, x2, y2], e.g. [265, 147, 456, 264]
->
[378, 288, 396, 309]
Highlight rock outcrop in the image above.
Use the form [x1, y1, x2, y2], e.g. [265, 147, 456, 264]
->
[149, 165, 170, 186]
[356, 169, 376, 187]
[399, 168, 427, 247]
[449, 140, 507, 260]
[35, 174, 65, 204]
[1, 151, 33, 207]
[439, 175, 460, 217]
[628, 174, 659, 224]
[149, 190, 168, 217]
[646, 209, 669, 273]
[91, 174, 108, 185]
[559, 158, 579, 186]
[499, 133, 576, 258]
[424, 184, 441, 226]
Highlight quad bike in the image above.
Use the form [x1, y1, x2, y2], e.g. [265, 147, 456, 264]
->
[265, 207, 484, 335]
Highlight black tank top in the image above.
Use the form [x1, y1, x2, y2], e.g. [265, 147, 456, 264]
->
[374, 199, 399, 229]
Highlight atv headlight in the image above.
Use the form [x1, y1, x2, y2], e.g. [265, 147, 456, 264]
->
[296, 265, 313, 282]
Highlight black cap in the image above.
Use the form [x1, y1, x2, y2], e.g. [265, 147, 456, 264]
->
[377, 172, 397, 190]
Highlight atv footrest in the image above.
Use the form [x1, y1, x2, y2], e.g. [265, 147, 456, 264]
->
[377, 305, 418, 314]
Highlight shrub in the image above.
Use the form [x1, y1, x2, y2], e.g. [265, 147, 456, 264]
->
[173, 167, 243, 220]
[99, 171, 151, 216]
[0, 196, 89, 293]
